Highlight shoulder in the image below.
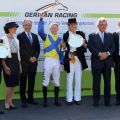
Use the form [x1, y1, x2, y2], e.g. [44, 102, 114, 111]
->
[17, 32, 25, 37]
[89, 32, 96, 37]
[105, 32, 113, 36]
[63, 31, 69, 36]
[76, 31, 84, 35]
[1, 35, 7, 40]
[31, 32, 38, 37]
[63, 31, 69, 41]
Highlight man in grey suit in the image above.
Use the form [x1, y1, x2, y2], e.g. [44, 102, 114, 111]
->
[88, 17, 115, 107]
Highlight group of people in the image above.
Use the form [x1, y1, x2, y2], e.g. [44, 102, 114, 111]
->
[0, 15, 120, 114]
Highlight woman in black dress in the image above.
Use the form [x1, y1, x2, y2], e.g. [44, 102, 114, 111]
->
[1, 22, 21, 110]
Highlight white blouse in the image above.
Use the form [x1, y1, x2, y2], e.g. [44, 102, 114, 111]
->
[0, 35, 21, 61]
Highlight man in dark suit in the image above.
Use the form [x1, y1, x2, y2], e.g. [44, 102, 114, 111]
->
[113, 20, 120, 105]
[17, 20, 40, 108]
[88, 17, 115, 107]
[63, 18, 88, 105]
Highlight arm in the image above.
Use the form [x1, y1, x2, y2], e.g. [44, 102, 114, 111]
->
[33, 35, 40, 59]
[107, 34, 115, 56]
[38, 18, 47, 41]
[88, 34, 100, 57]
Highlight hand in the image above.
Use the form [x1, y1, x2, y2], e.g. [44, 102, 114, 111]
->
[83, 40, 87, 48]
[40, 12, 45, 19]
[99, 52, 109, 61]
[29, 57, 37, 63]
[4, 65, 11, 75]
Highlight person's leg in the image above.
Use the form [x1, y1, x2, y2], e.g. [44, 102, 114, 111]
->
[114, 66, 120, 105]
[43, 57, 52, 107]
[103, 66, 111, 106]
[5, 87, 12, 109]
[52, 60, 61, 106]
[28, 63, 37, 103]
[92, 67, 101, 106]
[9, 87, 16, 108]
[74, 57, 82, 104]
[66, 62, 75, 104]
[20, 62, 28, 106]
[20, 73, 27, 105]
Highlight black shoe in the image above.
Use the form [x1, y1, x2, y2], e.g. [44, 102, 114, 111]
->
[43, 86, 48, 107]
[5, 107, 11, 110]
[28, 100, 38, 105]
[105, 103, 111, 107]
[66, 102, 73, 106]
[54, 102, 61, 107]
[115, 101, 120, 106]
[54, 87, 61, 107]
[10, 106, 17, 110]
[0, 110, 4, 114]
[93, 103, 99, 107]
[21, 103, 28, 108]
[74, 101, 81, 105]
[43, 102, 48, 107]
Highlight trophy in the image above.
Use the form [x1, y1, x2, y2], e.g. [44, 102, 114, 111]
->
[0, 39, 9, 58]
[68, 34, 84, 48]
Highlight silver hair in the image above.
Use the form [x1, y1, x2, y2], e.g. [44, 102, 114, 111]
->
[23, 20, 32, 25]
[96, 17, 107, 26]
[49, 22, 58, 29]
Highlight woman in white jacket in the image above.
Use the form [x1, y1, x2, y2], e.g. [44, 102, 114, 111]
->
[1, 22, 21, 110]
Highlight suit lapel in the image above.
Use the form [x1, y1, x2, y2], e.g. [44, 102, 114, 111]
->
[31, 33, 35, 46]
[96, 33, 104, 47]
[23, 32, 31, 45]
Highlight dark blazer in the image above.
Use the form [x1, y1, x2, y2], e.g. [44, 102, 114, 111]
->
[17, 32, 40, 64]
[113, 32, 120, 67]
[63, 31, 88, 73]
[88, 32, 115, 69]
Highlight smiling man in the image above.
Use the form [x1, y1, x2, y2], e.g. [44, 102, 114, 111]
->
[88, 17, 115, 107]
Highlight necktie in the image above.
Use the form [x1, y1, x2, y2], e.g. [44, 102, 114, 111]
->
[27, 32, 33, 45]
[100, 32, 104, 43]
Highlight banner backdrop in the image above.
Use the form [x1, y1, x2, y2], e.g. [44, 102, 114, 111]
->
[0, 0, 119, 99]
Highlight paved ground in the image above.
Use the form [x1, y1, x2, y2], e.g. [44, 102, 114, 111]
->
[0, 96, 120, 120]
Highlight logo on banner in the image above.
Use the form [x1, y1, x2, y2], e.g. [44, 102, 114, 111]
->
[25, 0, 77, 18]
[36, 0, 68, 13]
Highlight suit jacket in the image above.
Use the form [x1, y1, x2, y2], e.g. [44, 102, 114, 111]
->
[17, 32, 40, 65]
[113, 32, 120, 67]
[63, 31, 88, 73]
[88, 32, 115, 69]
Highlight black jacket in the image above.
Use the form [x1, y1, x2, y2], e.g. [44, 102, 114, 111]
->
[63, 31, 88, 73]
[88, 32, 115, 69]
[113, 32, 120, 67]
[17, 32, 40, 64]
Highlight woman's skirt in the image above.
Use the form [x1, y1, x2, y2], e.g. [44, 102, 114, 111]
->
[3, 53, 20, 87]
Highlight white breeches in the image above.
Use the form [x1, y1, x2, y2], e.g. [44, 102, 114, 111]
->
[66, 56, 82, 102]
[43, 57, 60, 87]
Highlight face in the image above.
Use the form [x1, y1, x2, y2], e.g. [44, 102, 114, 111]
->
[97, 20, 107, 32]
[23, 22, 32, 32]
[68, 23, 77, 33]
[9, 27, 17, 34]
[50, 24, 58, 35]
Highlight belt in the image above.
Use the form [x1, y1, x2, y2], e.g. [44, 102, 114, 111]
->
[70, 51, 77, 56]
